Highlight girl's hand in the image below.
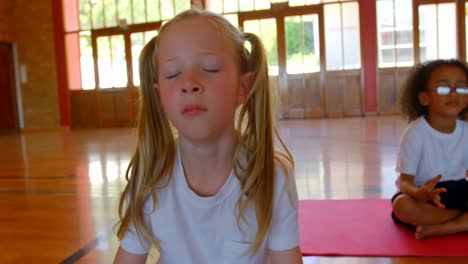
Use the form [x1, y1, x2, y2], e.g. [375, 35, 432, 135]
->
[414, 174, 446, 208]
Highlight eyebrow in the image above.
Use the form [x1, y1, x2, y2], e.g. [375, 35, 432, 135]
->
[436, 79, 466, 83]
[163, 57, 179, 63]
[163, 52, 221, 62]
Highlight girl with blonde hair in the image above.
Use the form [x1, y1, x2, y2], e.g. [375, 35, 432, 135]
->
[114, 8, 302, 263]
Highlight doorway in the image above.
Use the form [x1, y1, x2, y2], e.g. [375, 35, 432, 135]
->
[240, 5, 325, 118]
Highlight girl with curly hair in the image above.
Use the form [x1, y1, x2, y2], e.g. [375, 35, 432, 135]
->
[392, 59, 468, 239]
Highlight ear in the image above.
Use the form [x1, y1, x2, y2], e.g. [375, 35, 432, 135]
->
[238, 72, 253, 105]
[418, 91, 429, 106]
[153, 83, 159, 96]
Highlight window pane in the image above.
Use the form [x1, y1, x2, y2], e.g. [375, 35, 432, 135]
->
[419, 5, 437, 62]
[97, 35, 127, 89]
[342, 2, 360, 69]
[244, 19, 278, 75]
[377, 0, 395, 67]
[118, 0, 133, 25]
[131, 30, 158, 87]
[80, 32, 95, 90]
[175, 0, 190, 15]
[285, 16, 302, 74]
[161, 0, 175, 20]
[133, 0, 147, 24]
[255, 0, 270, 10]
[208, 0, 223, 13]
[97, 37, 112, 88]
[394, 0, 413, 66]
[396, 48, 412, 64]
[261, 19, 279, 75]
[239, 0, 254, 12]
[223, 14, 239, 28]
[289, 0, 306, 6]
[419, 3, 456, 62]
[147, 0, 161, 22]
[290, 0, 321, 6]
[302, 15, 319, 73]
[285, 15, 319, 74]
[325, 4, 343, 70]
[244, 20, 260, 36]
[131, 33, 144, 87]
[79, 0, 91, 30]
[104, 0, 117, 27]
[111, 35, 128, 87]
[437, 4, 456, 59]
[224, 0, 238, 13]
[92, 0, 105, 29]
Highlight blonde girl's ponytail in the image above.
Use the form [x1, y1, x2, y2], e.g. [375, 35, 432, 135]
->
[116, 35, 175, 250]
[235, 32, 276, 253]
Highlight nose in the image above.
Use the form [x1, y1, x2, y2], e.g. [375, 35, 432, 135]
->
[448, 87, 458, 96]
[182, 85, 202, 94]
[181, 70, 203, 95]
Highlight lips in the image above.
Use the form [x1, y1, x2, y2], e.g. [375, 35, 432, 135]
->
[445, 101, 459, 107]
[182, 104, 207, 116]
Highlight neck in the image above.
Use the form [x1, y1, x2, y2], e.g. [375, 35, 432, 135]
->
[425, 115, 457, 133]
[179, 132, 238, 197]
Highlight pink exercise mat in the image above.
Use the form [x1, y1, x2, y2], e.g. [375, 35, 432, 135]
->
[299, 199, 468, 257]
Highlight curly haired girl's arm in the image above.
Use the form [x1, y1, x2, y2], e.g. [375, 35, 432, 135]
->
[398, 173, 419, 197]
[399, 173, 446, 207]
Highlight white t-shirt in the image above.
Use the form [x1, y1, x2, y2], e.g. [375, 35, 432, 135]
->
[396, 116, 468, 187]
[120, 145, 300, 263]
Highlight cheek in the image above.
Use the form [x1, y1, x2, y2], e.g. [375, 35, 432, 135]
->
[158, 88, 177, 112]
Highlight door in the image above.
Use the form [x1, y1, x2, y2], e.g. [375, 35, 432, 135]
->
[0, 43, 18, 132]
[88, 29, 158, 127]
[240, 6, 325, 119]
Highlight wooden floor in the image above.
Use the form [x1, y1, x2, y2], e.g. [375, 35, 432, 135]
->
[0, 116, 467, 263]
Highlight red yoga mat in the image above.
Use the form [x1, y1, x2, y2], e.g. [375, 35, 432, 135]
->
[299, 199, 468, 257]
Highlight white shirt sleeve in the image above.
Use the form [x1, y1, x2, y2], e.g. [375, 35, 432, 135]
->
[396, 124, 421, 176]
[119, 198, 154, 254]
[267, 164, 300, 251]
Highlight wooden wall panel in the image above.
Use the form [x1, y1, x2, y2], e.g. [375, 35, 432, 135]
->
[71, 89, 132, 128]
[325, 70, 361, 118]
[70, 91, 97, 128]
[377, 67, 411, 115]
[342, 72, 362, 116]
[304, 74, 321, 118]
[281, 73, 321, 119]
[114, 90, 130, 121]
[99, 92, 116, 122]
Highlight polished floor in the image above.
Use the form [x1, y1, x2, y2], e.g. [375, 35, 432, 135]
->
[0, 116, 466, 263]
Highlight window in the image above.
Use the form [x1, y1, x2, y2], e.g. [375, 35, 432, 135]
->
[377, 0, 413, 68]
[63, 0, 190, 90]
[418, 3, 456, 62]
[324, 2, 360, 70]
[244, 19, 279, 75]
[285, 15, 320, 74]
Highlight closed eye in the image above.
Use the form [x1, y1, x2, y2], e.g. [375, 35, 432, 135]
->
[165, 73, 181, 79]
[204, 69, 219, 73]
